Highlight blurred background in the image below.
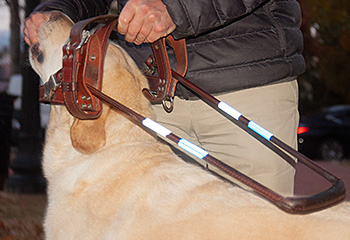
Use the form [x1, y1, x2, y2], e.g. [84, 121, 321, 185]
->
[0, 0, 349, 239]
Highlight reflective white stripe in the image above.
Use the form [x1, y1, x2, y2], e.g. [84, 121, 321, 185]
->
[218, 101, 242, 120]
[247, 121, 273, 141]
[178, 139, 209, 159]
[142, 118, 172, 137]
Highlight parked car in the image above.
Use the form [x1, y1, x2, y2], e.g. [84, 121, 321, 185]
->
[297, 105, 350, 160]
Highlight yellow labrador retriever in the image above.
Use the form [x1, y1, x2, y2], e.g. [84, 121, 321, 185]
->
[29, 12, 350, 240]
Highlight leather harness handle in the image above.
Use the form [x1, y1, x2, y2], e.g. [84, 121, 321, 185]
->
[142, 35, 188, 112]
[62, 15, 118, 120]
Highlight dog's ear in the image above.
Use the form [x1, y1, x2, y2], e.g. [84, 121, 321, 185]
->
[70, 109, 110, 154]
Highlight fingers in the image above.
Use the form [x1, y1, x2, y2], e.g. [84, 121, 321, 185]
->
[24, 17, 39, 47]
[146, 14, 175, 43]
[23, 12, 49, 47]
[118, 4, 144, 44]
[118, 0, 176, 45]
[133, 21, 153, 45]
[117, 3, 136, 36]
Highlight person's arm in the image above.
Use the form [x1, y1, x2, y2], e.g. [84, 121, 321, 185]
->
[25, 0, 175, 46]
[34, 0, 114, 22]
[26, 0, 266, 46]
[162, 0, 269, 39]
[24, 0, 114, 47]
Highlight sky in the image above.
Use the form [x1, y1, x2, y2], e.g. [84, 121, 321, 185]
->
[0, 4, 11, 49]
[0, 1, 25, 50]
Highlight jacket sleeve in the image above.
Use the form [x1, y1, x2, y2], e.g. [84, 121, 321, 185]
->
[34, 0, 268, 38]
[162, 0, 269, 39]
[34, 0, 114, 22]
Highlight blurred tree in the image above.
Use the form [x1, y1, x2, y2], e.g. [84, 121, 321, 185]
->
[299, 0, 350, 114]
[3, 0, 21, 74]
[4, 0, 45, 194]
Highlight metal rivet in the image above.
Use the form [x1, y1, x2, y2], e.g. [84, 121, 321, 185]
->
[90, 55, 96, 61]
[81, 95, 86, 100]
[86, 96, 91, 101]
[69, 55, 73, 59]
[87, 104, 92, 110]
[82, 103, 87, 109]
[63, 55, 67, 59]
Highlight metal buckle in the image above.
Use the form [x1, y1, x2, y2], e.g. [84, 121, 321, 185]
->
[76, 30, 91, 50]
[64, 37, 71, 46]
[141, 63, 155, 76]
[162, 97, 174, 113]
[44, 74, 61, 101]
[141, 56, 156, 75]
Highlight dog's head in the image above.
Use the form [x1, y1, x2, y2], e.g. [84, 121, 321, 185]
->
[31, 12, 140, 154]
[30, 12, 153, 154]
[29, 12, 108, 154]
[29, 11, 73, 84]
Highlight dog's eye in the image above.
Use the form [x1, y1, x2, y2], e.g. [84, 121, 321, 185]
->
[37, 53, 44, 63]
[31, 43, 44, 63]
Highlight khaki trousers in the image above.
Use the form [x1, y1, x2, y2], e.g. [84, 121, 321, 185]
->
[152, 80, 299, 195]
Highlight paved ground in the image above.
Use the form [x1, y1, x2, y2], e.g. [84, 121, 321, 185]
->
[294, 159, 350, 200]
[0, 191, 46, 239]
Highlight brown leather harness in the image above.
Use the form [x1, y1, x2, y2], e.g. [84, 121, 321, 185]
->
[40, 15, 118, 119]
[38, 15, 346, 214]
[142, 35, 188, 112]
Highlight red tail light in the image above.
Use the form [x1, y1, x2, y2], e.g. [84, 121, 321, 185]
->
[297, 126, 309, 134]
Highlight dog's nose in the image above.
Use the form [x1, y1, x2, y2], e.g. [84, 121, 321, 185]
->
[31, 43, 44, 63]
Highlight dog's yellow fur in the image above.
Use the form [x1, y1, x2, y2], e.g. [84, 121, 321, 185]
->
[30, 12, 350, 240]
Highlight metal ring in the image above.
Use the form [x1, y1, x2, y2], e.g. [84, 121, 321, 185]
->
[162, 97, 174, 113]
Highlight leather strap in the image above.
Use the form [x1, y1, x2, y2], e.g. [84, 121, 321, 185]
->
[142, 35, 188, 112]
[63, 15, 118, 120]
[38, 15, 345, 214]
[39, 70, 64, 104]
[87, 82, 345, 214]
[39, 15, 118, 120]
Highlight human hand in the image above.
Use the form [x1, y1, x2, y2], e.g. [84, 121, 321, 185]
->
[23, 12, 51, 48]
[118, 0, 176, 45]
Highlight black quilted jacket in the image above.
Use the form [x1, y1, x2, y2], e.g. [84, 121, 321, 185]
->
[35, 0, 305, 96]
